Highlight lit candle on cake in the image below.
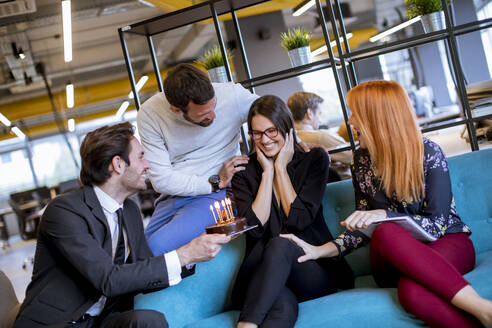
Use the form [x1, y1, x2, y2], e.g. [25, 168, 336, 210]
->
[214, 201, 223, 222]
[210, 205, 217, 224]
[221, 200, 229, 221]
[225, 198, 234, 218]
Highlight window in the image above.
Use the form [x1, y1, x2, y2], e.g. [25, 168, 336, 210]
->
[31, 135, 80, 187]
[380, 50, 414, 91]
[0, 149, 35, 198]
[299, 68, 345, 126]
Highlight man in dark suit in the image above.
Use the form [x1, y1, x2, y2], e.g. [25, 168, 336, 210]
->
[14, 122, 230, 327]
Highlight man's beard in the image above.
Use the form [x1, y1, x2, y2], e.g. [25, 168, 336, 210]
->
[183, 112, 214, 127]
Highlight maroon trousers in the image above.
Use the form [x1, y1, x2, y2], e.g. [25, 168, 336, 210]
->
[370, 222, 481, 328]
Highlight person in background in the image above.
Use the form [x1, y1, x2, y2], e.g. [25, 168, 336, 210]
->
[14, 122, 230, 328]
[287, 91, 352, 169]
[281, 80, 492, 328]
[137, 63, 257, 256]
[337, 119, 358, 144]
[232, 95, 354, 328]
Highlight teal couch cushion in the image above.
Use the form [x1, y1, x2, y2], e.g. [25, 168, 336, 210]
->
[447, 148, 492, 254]
[322, 180, 371, 277]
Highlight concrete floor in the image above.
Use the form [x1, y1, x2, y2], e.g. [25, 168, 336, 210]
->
[0, 236, 36, 302]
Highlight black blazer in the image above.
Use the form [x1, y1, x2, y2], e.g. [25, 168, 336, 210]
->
[231, 148, 354, 300]
[14, 186, 177, 327]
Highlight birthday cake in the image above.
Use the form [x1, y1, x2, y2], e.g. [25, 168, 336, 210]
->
[206, 198, 248, 236]
[206, 217, 247, 235]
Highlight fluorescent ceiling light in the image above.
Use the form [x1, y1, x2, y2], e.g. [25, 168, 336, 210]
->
[116, 101, 130, 119]
[66, 82, 74, 108]
[11, 127, 25, 140]
[62, 0, 72, 62]
[68, 118, 75, 132]
[311, 33, 353, 57]
[138, 0, 155, 7]
[0, 113, 11, 127]
[369, 16, 421, 43]
[128, 75, 149, 99]
[292, 0, 315, 17]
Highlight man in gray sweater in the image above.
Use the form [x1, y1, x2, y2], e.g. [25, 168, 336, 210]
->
[137, 64, 258, 255]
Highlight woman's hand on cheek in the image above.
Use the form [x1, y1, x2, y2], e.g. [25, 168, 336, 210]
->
[275, 129, 295, 170]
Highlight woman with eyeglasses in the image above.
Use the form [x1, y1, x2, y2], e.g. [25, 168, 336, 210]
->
[231, 95, 354, 328]
[281, 80, 492, 327]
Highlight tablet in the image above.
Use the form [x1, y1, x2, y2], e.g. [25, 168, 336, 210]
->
[359, 216, 437, 242]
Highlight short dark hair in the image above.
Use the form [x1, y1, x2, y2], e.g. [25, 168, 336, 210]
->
[247, 95, 304, 153]
[163, 63, 215, 112]
[79, 122, 134, 186]
[287, 91, 324, 121]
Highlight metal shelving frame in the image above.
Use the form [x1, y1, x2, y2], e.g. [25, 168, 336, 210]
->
[119, 0, 492, 155]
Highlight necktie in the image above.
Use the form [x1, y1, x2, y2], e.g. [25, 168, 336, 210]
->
[114, 208, 125, 265]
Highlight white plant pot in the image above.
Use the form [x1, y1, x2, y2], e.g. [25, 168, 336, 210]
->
[421, 11, 446, 33]
[207, 66, 228, 83]
[287, 46, 311, 67]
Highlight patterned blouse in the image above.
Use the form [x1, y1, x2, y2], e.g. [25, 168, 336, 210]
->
[334, 138, 471, 254]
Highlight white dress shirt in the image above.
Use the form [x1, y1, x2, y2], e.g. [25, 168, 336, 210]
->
[85, 186, 183, 316]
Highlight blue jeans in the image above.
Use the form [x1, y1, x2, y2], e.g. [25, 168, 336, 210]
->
[145, 189, 227, 256]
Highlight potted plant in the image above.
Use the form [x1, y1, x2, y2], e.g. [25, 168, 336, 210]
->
[195, 46, 232, 83]
[405, 0, 447, 33]
[280, 27, 312, 67]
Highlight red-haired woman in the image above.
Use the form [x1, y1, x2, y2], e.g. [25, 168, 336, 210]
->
[282, 80, 492, 327]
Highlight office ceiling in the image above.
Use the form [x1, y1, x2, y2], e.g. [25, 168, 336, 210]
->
[0, 0, 401, 141]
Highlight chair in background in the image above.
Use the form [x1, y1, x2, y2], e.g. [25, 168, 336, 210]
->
[9, 187, 51, 210]
[8, 187, 48, 242]
[9, 187, 50, 270]
[9, 190, 34, 206]
[8, 199, 41, 242]
[28, 187, 51, 207]
[57, 178, 81, 195]
[0, 270, 21, 328]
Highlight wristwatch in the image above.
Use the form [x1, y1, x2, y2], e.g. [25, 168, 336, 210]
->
[208, 174, 220, 193]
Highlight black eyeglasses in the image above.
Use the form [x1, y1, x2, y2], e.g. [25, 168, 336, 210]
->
[248, 127, 279, 140]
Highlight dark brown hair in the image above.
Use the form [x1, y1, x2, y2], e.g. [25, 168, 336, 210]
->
[79, 122, 134, 186]
[163, 63, 215, 112]
[287, 91, 324, 121]
[247, 95, 303, 153]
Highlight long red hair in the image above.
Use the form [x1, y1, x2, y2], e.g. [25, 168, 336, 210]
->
[347, 80, 424, 202]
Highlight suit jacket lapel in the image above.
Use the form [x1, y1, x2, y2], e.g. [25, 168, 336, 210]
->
[82, 186, 112, 254]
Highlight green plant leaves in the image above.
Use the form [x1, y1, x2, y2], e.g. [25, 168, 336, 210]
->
[195, 46, 233, 70]
[280, 27, 312, 51]
[405, 0, 444, 19]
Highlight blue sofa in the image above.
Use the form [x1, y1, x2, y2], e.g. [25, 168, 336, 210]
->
[135, 148, 492, 327]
